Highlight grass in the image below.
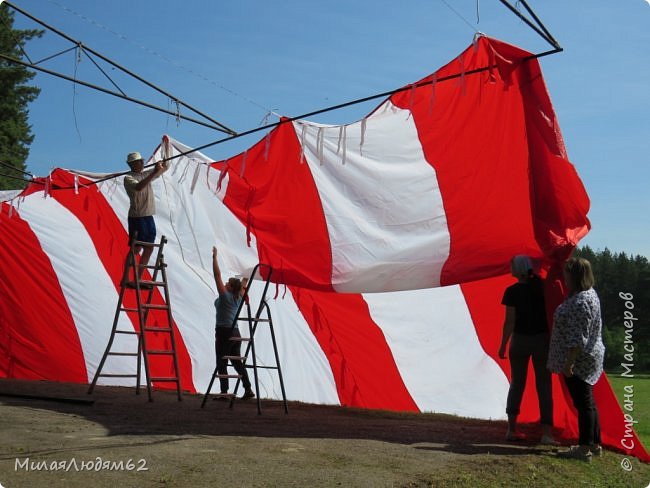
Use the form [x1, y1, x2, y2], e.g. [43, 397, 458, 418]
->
[607, 373, 650, 449]
[429, 454, 649, 488]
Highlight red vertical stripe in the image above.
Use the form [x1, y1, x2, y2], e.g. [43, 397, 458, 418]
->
[218, 121, 334, 291]
[47, 170, 196, 393]
[0, 202, 87, 382]
[391, 38, 542, 285]
[391, 37, 589, 285]
[290, 286, 418, 411]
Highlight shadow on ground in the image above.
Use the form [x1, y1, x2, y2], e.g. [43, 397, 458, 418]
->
[0, 378, 552, 455]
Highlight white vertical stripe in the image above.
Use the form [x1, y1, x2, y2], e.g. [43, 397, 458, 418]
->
[363, 286, 509, 419]
[18, 195, 139, 385]
[295, 101, 451, 293]
[245, 285, 341, 405]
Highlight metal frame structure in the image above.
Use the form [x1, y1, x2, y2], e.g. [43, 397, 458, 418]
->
[2, 1, 237, 135]
[1, 0, 564, 188]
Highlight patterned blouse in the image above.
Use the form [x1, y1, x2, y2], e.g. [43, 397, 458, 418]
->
[547, 288, 605, 385]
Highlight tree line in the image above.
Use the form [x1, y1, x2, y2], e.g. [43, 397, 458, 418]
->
[573, 246, 649, 373]
[0, 5, 41, 191]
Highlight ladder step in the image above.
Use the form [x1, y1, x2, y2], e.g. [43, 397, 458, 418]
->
[132, 239, 164, 248]
[115, 330, 138, 335]
[98, 373, 138, 378]
[229, 337, 251, 342]
[143, 327, 173, 333]
[149, 377, 179, 382]
[142, 304, 169, 310]
[146, 349, 175, 355]
[213, 393, 235, 400]
[120, 307, 140, 313]
[140, 280, 166, 287]
[121, 281, 154, 291]
[215, 374, 242, 379]
[237, 318, 270, 323]
[222, 355, 246, 361]
[141, 263, 166, 269]
[107, 352, 139, 357]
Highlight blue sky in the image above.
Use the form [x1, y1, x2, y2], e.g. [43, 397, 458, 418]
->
[6, 0, 650, 258]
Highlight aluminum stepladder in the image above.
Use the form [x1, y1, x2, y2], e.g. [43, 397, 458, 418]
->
[88, 235, 182, 402]
[201, 264, 288, 414]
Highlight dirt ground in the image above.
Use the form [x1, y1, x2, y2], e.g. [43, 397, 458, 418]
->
[0, 379, 647, 487]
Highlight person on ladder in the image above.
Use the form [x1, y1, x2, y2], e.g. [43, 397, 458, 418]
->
[123, 151, 169, 288]
[212, 246, 255, 400]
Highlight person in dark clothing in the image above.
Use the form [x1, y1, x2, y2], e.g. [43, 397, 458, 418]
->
[212, 246, 254, 400]
[498, 255, 557, 444]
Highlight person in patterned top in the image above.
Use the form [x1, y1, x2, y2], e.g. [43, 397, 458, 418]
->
[548, 257, 605, 462]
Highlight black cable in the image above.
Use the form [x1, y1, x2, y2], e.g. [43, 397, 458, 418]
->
[163, 47, 562, 164]
[0, 160, 33, 177]
[0, 171, 33, 185]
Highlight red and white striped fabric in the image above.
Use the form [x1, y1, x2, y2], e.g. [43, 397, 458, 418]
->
[0, 36, 647, 461]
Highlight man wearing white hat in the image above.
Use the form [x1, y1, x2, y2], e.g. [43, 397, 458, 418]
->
[123, 151, 169, 287]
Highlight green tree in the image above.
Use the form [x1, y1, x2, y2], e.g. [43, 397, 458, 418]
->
[0, 5, 42, 190]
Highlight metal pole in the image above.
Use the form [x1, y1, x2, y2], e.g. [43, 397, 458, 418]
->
[0, 52, 231, 132]
[496, 0, 560, 50]
[4, 1, 237, 135]
[517, 0, 561, 49]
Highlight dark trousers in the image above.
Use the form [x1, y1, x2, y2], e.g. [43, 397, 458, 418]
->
[565, 375, 601, 445]
[215, 327, 251, 393]
[506, 333, 553, 425]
